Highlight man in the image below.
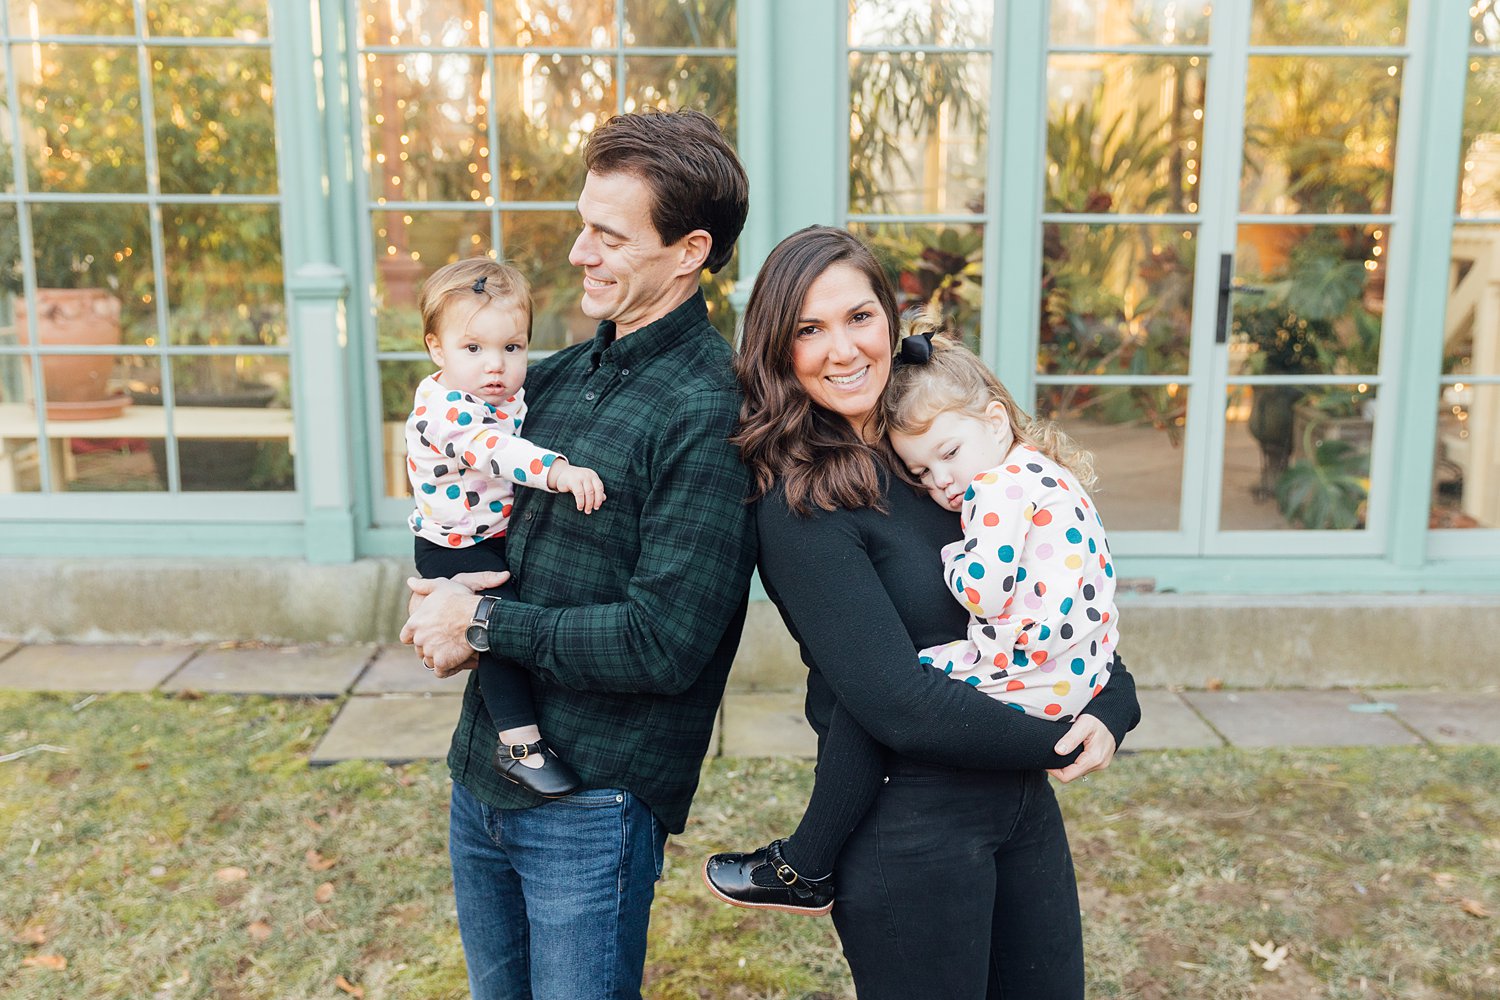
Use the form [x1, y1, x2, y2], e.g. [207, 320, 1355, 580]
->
[400, 109, 755, 1000]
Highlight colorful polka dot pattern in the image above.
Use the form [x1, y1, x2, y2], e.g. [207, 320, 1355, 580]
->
[405, 373, 564, 548]
[917, 444, 1117, 723]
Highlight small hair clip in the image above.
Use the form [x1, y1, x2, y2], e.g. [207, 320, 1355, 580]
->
[471, 275, 488, 293]
[898, 330, 933, 365]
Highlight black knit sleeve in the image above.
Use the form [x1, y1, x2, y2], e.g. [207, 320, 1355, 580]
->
[758, 490, 1140, 771]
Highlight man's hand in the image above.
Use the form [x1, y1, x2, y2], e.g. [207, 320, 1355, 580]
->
[1046, 715, 1118, 783]
[401, 575, 503, 673]
[546, 458, 607, 514]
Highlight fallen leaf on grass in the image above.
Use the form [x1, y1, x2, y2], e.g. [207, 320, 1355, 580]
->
[1206, 678, 1224, 691]
[13, 926, 46, 945]
[335, 975, 365, 998]
[1248, 939, 1288, 972]
[314, 881, 335, 903]
[1459, 898, 1492, 918]
[247, 920, 272, 941]
[174, 689, 203, 701]
[303, 817, 324, 833]
[305, 849, 337, 871]
[214, 866, 249, 883]
[1432, 872, 1458, 888]
[21, 954, 66, 970]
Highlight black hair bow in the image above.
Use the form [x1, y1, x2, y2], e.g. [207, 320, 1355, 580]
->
[472, 276, 488, 293]
[898, 330, 933, 364]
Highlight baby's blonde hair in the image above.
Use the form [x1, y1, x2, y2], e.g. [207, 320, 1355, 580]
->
[882, 311, 1098, 489]
[418, 257, 532, 354]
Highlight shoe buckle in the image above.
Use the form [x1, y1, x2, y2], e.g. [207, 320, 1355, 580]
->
[507, 744, 530, 760]
[774, 863, 799, 887]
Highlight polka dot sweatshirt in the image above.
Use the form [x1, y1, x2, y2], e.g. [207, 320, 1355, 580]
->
[406, 373, 562, 548]
[919, 443, 1117, 723]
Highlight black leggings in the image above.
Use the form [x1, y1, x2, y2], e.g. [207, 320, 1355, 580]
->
[413, 536, 535, 732]
[831, 764, 1084, 1000]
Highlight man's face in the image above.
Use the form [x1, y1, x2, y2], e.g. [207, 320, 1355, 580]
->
[568, 170, 692, 335]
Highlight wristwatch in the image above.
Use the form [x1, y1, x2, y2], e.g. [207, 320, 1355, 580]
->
[465, 595, 501, 653]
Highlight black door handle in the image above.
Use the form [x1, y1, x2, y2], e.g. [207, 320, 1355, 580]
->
[1215, 252, 1266, 344]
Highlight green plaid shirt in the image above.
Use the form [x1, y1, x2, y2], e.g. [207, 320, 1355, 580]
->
[447, 291, 756, 833]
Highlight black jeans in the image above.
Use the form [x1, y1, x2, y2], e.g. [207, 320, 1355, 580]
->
[412, 536, 535, 732]
[831, 764, 1084, 1000]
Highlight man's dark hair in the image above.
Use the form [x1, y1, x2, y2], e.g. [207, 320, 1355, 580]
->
[584, 109, 748, 274]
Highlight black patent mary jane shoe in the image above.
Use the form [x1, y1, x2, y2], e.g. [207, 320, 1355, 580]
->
[492, 738, 582, 798]
[702, 839, 835, 916]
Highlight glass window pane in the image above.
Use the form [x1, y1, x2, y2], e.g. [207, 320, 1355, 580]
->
[849, 52, 989, 216]
[495, 54, 615, 203]
[1459, 57, 1500, 218]
[371, 209, 492, 319]
[502, 210, 590, 351]
[362, 0, 487, 47]
[850, 221, 984, 348]
[0, 61, 12, 193]
[849, 0, 992, 47]
[146, 0, 267, 39]
[1433, 382, 1500, 529]
[28, 203, 157, 345]
[367, 53, 491, 204]
[1251, 0, 1406, 47]
[1230, 224, 1385, 379]
[625, 0, 735, 47]
[1046, 54, 1205, 215]
[624, 55, 735, 134]
[1035, 382, 1189, 532]
[0, 351, 161, 493]
[379, 357, 430, 498]
[21, 45, 147, 193]
[6, 1, 133, 35]
[1041, 223, 1195, 376]
[492, 0, 615, 47]
[1241, 57, 1400, 215]
[169, 353, 293, 491]
[154, 46, 277, 195]
[163, 204, 284, 348]
[1049, 0, 1211, 47]
[1476, 5, 1500, 49]
[1445, 225, 1500, 376]
[1221, 382, 1376, 531]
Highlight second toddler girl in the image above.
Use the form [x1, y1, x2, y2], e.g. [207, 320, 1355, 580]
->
[704, 321, 1118, 914]
[407, 257, 605, 798]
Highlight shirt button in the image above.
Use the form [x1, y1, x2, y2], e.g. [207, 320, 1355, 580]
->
[524, 510, 535, 521]
[621, 368, 630, 376]
[585, 391, 595, 400]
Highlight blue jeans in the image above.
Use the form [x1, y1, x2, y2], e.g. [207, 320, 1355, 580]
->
[448, 779, 667, 1000]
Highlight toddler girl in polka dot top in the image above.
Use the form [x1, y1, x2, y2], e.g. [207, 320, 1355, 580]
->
[406, 257, 604, 799]
[704, 317, 1117, 916]
[885, 324, 1116, 724]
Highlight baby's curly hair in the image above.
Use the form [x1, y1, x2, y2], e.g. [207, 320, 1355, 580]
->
[882, 310, 1098, 489]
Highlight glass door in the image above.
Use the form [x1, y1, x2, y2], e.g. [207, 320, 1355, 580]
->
[1208, 0, 1408, 551]
[1040, 0, 1411, 556]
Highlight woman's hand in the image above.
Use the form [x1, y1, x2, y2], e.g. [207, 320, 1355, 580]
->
[1046, 715, 1118, 783]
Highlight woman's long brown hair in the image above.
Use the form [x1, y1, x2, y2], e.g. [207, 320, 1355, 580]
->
[731, 226, 901, 516]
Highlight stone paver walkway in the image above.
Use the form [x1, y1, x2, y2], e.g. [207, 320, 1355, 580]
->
[1, 642, 1497, 763]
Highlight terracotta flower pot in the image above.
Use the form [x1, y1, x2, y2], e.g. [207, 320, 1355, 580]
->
[15, 287, 129, 420]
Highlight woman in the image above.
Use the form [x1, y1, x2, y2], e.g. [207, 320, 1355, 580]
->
[724, 226, 1140, 999]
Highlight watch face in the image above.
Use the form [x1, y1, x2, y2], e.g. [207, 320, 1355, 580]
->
[465, 623, 490, 652]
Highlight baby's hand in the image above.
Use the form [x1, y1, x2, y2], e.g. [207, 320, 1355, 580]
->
[546, 459, 607, 513]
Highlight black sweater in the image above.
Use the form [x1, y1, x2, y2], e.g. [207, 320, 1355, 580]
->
[757, 475, 1141, 772]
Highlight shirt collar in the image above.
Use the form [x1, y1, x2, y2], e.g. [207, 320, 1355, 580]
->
[587, 291, 711, 372]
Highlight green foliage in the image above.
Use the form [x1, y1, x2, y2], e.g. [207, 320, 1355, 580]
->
[1275, 435, 1371, 530]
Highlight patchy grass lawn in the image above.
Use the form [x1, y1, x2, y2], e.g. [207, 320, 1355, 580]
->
[2, 691, 1498, 999]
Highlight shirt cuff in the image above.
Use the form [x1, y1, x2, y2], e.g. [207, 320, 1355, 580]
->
[489, 597, 545, 664]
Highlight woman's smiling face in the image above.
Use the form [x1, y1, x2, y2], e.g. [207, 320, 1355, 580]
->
[790, 263, 893, 441]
